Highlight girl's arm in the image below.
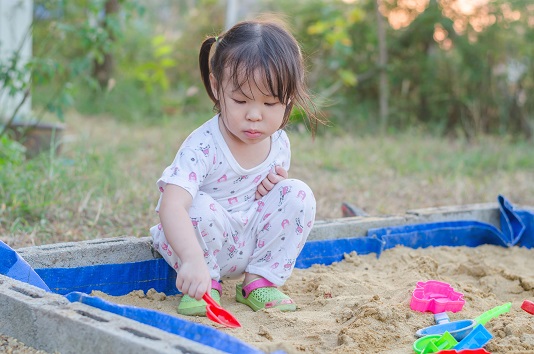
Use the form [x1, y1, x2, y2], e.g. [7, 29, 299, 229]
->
[159, 184, 211, 300]
[255, 165, 288, 199]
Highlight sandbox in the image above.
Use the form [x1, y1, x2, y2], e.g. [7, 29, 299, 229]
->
[1, 195, 533, 353]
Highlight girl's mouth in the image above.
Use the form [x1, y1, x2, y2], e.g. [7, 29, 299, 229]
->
[244, 130, 262, 139]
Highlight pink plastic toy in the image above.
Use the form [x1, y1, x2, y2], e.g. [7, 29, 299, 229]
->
[410, 280, 465, 314]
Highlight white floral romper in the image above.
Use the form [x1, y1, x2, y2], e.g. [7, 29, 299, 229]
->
[150, 115, 316, 286]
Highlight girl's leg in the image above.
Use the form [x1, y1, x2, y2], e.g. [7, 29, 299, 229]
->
[187, 192, 251, 280]
[237, 179, 316, 311]
[247, 178, 316, 284]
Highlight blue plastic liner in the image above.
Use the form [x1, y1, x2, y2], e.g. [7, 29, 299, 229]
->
[64, 292, 263, 354]
[297, 195, 533, 268]
[1, 195, 533, 354]
[0, 240, 50, 292]
[38, 258, 178, 296]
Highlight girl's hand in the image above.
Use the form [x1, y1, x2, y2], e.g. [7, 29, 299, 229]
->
[175, 258, 212, 300]
[255, 165, 288, 199]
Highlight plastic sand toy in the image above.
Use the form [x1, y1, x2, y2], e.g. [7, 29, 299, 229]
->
[453, 324, 493, 350]
[417, 312, 474, 341]
[410, 280, 465, 314]
[413, 331, 458, 354]
[414, 325, 492, 354]
[413, 335, 442, 353]
[203, 292, 241, 328]
[415, 302, 511, 341]
[436, 349, 490, 354]
[521, 300, 534, 315]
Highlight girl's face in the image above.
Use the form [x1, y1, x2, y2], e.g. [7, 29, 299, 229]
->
[210, 69, 287, 148]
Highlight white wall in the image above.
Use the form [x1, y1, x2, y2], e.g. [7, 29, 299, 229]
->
[0, 0, 33, 121]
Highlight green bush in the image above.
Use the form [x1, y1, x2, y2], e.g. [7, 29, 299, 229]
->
[0, 136, 26, 168]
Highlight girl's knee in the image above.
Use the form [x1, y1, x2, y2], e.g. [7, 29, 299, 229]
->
[276, 179, 316, 209]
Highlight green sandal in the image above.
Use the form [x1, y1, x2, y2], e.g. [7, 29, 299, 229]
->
[178, 280, 222, 316]
[236, 278, 296, 312]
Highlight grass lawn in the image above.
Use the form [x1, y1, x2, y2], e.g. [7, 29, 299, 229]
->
[2, 112, 533, 248]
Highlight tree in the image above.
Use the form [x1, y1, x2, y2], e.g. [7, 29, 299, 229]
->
[376, 0, 389, 132]
[93, 0, 120, 89]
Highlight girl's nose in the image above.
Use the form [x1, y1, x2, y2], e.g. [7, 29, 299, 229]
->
[246, 107, 262, 121]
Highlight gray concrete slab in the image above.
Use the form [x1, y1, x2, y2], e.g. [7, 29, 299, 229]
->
[18, 236, 158, 269]
[17, 203, 503, 268]
[0, 275, 225, 354]
[406, 202, 501, 227]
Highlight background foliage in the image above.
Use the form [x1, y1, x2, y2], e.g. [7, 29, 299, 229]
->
[1, 0, 533, 246]
[22, 0, 534, 137]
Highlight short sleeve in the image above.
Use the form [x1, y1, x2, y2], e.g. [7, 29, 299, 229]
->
[156, 147, 209, 199]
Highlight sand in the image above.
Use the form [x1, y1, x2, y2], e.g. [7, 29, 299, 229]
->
[91, 244, 534, 354]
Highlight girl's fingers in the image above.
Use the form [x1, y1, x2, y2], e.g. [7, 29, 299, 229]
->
[262, 177, 275, 190]
[192, 279, 211, 300]
[274, 165, 288, 178]
[257, 183, 268, 196]
[191, 283, 204, 300]
[178, 279, 189, 295]
[178, 278, 209, 300]
[256, 166, 288, 199]
[267, 172, 279, 184]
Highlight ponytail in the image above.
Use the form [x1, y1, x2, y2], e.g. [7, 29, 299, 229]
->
[199, 37, 217, 104]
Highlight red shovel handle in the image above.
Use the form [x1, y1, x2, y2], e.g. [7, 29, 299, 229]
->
[202, 292, 219, 307]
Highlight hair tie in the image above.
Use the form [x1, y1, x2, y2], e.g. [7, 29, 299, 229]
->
[215, 36, 219, 43]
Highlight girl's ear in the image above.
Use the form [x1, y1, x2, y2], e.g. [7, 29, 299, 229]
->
[209, 73, 219, 101]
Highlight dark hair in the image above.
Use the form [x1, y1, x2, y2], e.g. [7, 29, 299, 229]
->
[199, 18, 324, 136]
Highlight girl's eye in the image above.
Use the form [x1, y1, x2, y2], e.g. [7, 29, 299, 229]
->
[232, 99, 246, 104]
[265, 102, 279, 107]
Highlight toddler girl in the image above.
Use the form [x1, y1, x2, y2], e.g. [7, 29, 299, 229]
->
[151, 17, 323, 316]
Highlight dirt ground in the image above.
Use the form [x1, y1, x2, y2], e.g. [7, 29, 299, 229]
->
[89, 244, 534, 354]
[0, 336, 50, 354]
